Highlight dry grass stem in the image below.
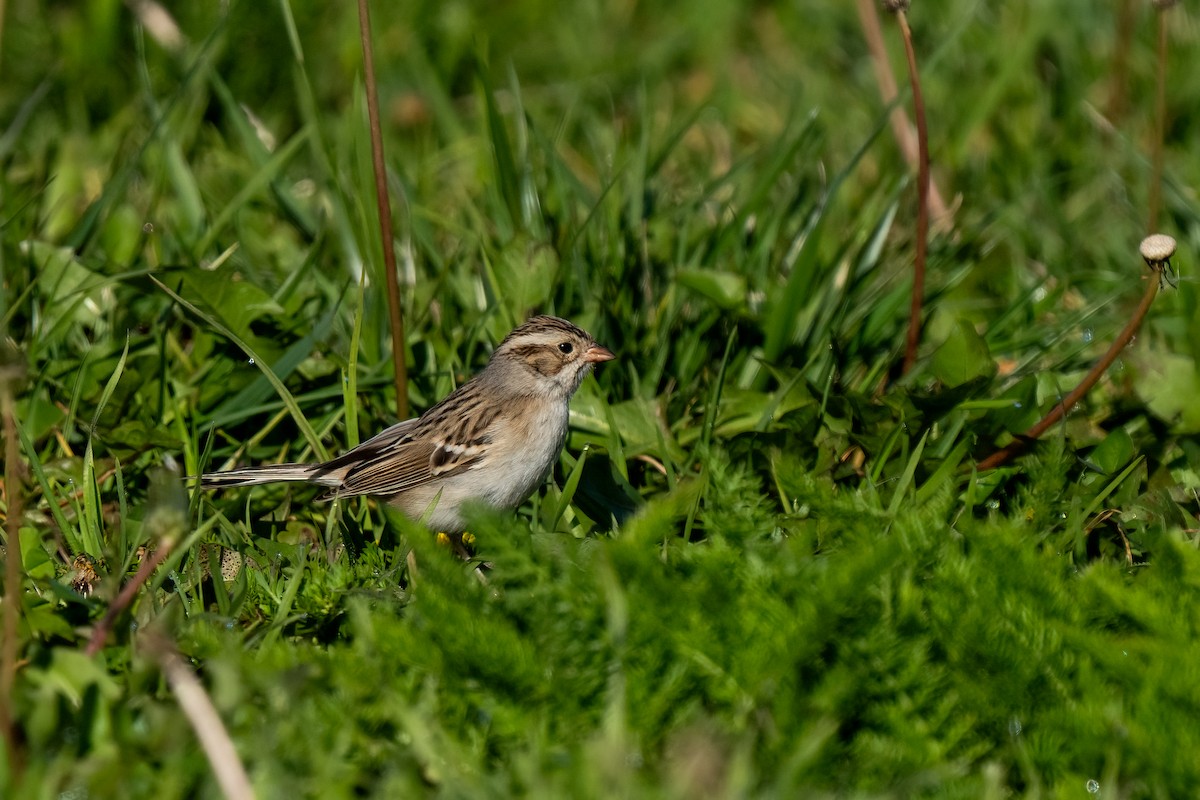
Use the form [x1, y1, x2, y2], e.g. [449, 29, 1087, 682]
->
[146, 632, 256, 800]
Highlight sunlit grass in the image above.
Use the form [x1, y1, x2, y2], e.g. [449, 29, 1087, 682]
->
[3, 0, 1200, 796]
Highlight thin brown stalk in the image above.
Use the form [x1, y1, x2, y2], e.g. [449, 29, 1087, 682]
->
[144, 631, 255, 800]
[894, 8, 930, 376]
[1147, 7, 1170, 232]
[84, 543, 174, 657]
[1105, 0, 1137, 123]
[1, 363, 27, 776]
[856, 0, 951, 225]
[977, 268, 1162, 472]
[357, 0, 409, 419]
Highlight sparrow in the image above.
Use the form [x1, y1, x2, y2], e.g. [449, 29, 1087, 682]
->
[200, 315, 614, 532]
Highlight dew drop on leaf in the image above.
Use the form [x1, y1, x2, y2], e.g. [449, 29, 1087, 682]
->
[1087, 779, 1100, 794]
[248, 358, 255, 365]
[1008, 717, 1022, 736]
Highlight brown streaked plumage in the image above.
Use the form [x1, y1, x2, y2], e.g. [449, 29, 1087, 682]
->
[199, 316, 614, 532]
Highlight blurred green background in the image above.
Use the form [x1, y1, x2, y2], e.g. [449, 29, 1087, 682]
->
[4, 0, 1200, 797]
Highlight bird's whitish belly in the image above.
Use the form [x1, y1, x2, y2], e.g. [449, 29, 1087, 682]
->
[477, 399, 570, 508]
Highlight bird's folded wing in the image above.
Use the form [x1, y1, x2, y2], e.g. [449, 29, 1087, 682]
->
[316, 417, 487, 498]
[333, 440, 441, 496]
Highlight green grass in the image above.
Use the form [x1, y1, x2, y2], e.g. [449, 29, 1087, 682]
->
[3, 0, 1200, 796]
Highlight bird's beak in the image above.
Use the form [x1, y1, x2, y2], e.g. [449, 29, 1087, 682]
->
[583, 344, 616, 364]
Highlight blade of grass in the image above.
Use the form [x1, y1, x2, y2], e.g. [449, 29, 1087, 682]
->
[0, 76, 51, 162]
[477, 56, 522, 232]
[886, 429, 928, 520]
[602, 401, 628, 483]
[683, 326, 737, 541]
[90, 334, 130, 433]
[65, 19, 229, 253]
[132, 30, 205, 239]
[345, 272, 368, 449]
[261, 547, 310, 648]
[151, 276, 329, 462]
[14, 419, 75, 549]
[762, 112, 888, 364]
[209, 301, 338, 426]
[1082, 456, 1145, 522]
[209, 72, 317, 238]
[552, 445, 589, 531]
[195, 125, 313, 256]
[80, 443, 104, 556]
[915, 439, 968, 507]
[114, 457, 131, 572]
[77, 335, 130, 555]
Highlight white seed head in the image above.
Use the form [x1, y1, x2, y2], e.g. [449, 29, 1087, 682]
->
[1140, 233, 1177, 264]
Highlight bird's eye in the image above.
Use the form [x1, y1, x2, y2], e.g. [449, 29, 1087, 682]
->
[558, 341, 574, 354]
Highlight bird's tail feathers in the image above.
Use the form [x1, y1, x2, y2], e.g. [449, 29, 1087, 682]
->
[198, 462, 340, 490]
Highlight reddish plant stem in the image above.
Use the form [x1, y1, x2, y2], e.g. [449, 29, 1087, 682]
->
[1, 375, 26, 776]
[357, 0, 409, 419]
[977, 275, 1160, 472]
[896, 9, 930, 376]
[856, 0, 950, 225]
[84, 543, 175, 657]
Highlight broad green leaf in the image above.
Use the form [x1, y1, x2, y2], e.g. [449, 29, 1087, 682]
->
[1088, 427, 1135, 474]
[677, 268, 747, 311]
[180, 270, 285, 340]
[931, 319, 997, 387]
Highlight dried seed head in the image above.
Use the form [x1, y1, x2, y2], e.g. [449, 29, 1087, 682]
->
[71, 554, 101, 596]
[883, 0, 911, 11]
[1140, 233, 1177, 265]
